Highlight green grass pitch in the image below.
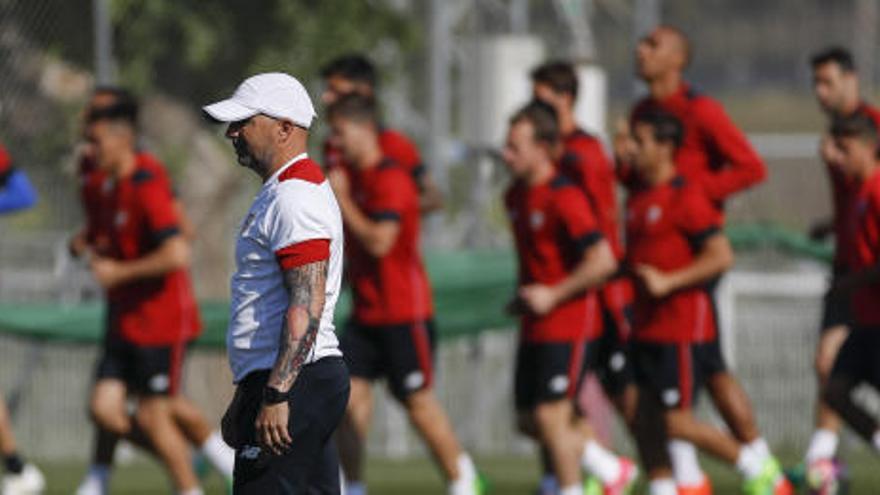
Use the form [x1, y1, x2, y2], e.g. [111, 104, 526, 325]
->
[30, 453, 880, 494]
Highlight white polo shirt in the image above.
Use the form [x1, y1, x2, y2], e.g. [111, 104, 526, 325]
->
[227, 153, 343, 383]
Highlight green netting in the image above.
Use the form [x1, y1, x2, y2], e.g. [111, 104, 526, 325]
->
[0, 223, 831, 346]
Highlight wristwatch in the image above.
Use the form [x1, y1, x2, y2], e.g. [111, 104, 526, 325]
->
[262, 386, 291, 404]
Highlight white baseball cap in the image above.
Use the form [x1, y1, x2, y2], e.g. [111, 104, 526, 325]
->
[202, 72, 317, 128]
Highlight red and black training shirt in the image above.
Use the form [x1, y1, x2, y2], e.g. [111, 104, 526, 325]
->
[625, 175, 723, 343]
[346, 158, 434, 326]
[505, 174, 604, 343]
[85, 154, 201, 346]
[622, 83, 767, 210]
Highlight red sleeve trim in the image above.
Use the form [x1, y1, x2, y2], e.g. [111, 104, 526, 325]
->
[275, 238, 330, 270]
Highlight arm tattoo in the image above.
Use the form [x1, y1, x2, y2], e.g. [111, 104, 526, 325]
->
[267, 259, 328, 393]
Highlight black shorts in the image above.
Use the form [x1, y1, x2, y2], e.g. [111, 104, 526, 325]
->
[632, 341, 725, 410]
[591, 303, 636, 398]
[340, 320, 436, 402]
[226, 358, 350, 495]
[830, 327, 880, 387]
[821, 287, 853, 332]
[95, 332, 188, 396]
[515, 340, 592, 411]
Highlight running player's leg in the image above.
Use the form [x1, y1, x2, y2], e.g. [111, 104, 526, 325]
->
[0, 397, 23, 474]
[706, 371, 760, 443]
[805, 290, 850, 464]
[0, 396, 44, 495]
[131, 343, 201, 494]
[633, 342, 788, 495]
[337, 321, 380, 493]
[337, 378, 372, 489]
[137, 396, 200, 492]
[79, 335, 135, 495]
[388, 321, 479, 494]
[824, 327, 880, 449]
[516, 341, 584, 494]
[632, 383, 676, 495]
[170, 393, 235, 479]
[574, 334, 638, 493]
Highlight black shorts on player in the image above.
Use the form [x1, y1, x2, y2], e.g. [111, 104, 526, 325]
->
[592, 305, 636, 398]
[632, 341, 725, 410]
[227, 358, 350, 495]
[95, 332, 188, 396]
[821, 284, 853, 332]
[340, 319, 436, 402]
[515, 340, 593, 411]
[830, 327, 880, 387]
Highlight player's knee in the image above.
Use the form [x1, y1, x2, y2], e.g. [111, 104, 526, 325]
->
[401, 388, 435, 415]
[814, 348, 836, 381]
[347, 379, 371, 409]
[89, 396, 128, 435]
[533, 400, 566, 431]
[90, 403, 129, 436]
[135, 398, 168, 433]
[823, 378, 851, 413]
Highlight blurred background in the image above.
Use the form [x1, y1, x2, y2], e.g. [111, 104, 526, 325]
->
[0, 0, 879, 492]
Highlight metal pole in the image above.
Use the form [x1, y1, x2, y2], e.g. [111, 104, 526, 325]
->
[854, 0, 877, 95]
[93, 0, 116, 85]
[428, 0, 451, 194]
[631, 0, 661, 96]
[633, 0, 661, 38]
[510, 0, 529, 34]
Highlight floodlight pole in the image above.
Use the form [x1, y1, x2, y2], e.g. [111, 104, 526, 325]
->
[854, 0, 876, 94]
[93, 0, 116, 85]
[631, 0, 661, 96]
[428, 0, 451, 194]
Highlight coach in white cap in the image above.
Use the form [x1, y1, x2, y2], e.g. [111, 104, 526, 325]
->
[204, 72, 349, 494]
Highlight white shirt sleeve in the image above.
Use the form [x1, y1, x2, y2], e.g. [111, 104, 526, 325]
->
[264, 182, 333, 254]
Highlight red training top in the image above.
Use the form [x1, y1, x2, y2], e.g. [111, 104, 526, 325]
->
[505, 174, 604, 343]
[843, 168, 880, 327]
[346, 158, 434, 325]
[626, 175, 723, 343]
[622, 83, 766, 210]
[828, 103, 880, 273]
[88, 154, 201, 345]
[559, 128, 622, 259]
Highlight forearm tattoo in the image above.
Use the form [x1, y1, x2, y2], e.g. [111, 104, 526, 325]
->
[267, 260, 328, 393]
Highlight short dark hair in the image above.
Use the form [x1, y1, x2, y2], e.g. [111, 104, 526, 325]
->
[830, 112, 878, 143]
[86, 86, 139, 126]
[633, 110, 684, 149]
[811, 46, 856, 73]
[320, 54, 377, 89]
[510, 100, 560, 145]
[530, 61, 578, 98]
[325, 93, 379, 125]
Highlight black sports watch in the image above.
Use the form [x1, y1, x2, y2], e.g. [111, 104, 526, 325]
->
[262, 386, 291, 404]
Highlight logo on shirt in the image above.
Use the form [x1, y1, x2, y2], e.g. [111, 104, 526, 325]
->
[115, 211, 128, 227]
[530, 211, 545, 230]
[647, 205, 662, 224]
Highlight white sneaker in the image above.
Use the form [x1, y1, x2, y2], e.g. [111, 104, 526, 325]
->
[1, 464, 45, 495]
[74, 477, 105, 495]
